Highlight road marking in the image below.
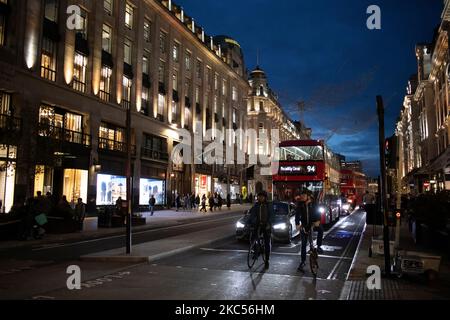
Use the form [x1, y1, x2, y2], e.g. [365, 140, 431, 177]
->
[198, 247, 352, 260]
[32, 215, 241, 251]
[326, 213, 366, 280]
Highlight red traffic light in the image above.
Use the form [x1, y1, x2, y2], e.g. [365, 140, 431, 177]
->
[396, 212, 401, 219]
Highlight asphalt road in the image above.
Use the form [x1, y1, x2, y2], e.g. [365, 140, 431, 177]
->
[5, 209, 367, 300]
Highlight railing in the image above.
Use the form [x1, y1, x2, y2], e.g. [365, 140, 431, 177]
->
[99, 137, 135, 155]
[0, 113, 21, 133]
[72, 79, 86, 93]
[38, 123, 90, 146]
[141, 147, 168, 161]
[40, 66, 56, 82]
[99, 90, 110, 102]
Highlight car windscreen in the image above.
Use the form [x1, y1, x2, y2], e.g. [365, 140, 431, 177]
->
[273, 203, 289, 215]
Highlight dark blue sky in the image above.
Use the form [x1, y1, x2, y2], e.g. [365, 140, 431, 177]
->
[180, 0, 443, 177]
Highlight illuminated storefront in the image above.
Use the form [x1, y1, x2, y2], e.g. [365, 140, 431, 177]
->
[0, 145, 16, 214]
[139, 178, 166, 205]
[34, 166, 88, 203]
[195, 174, 211, 197]
[96, 174, 127, 205]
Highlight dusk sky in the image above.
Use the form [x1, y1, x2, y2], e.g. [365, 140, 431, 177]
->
[180, 0, 443, 177]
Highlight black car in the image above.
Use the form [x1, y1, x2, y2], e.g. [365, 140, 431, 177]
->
[235, 201, 299, 243]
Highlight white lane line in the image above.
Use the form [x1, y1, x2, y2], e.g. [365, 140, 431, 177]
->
[326, 213, 366, 280]
[199, 247, 352, 260]
[32, 215, 240, 251]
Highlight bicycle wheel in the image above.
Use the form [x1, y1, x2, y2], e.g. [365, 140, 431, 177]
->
[247, 237, 258, 269]
[261, 238, 268, 264]
[309, 249, 319, 277]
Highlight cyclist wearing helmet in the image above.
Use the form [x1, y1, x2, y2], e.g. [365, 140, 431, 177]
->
[248, 191, 275, 269]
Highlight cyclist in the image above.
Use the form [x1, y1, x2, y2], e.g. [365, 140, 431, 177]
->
[295, 190, 322, 272]
[248, 191, 275, 269]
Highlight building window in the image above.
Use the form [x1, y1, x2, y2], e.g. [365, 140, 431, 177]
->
[259, 101, 264, 112]
[144, 19, 151, 43]
[124, 38, 132, 65]
[232, 108, 237, 123]
[159, 31, 166, 54]
[40, 37, 57, 82]
[102, 24, 112, 53]
[76, 9, 88, 40]
[99, 66, 112, 102]
[171, 100, 178, 124]
[222, 80, 227, 96]
[173, 42, 180, 62]
[44, 0, 58, 22]
[222, 102, 225, 119]
[184, 106, 190, 129]
[232, 87, 237, 101]
[141, 86, 150, 115]
[172, 72, 178, 91]
[157, 94, 165, 119]
[158, 60, 165, 83]
[99, 123, 125, 151]
[185, 52, 191, 72]
[73, 53, 87, 92]
[125, 3, 133, 29]
[104, 0, 113, 15]
[142, 53, 149, 75]
[214, 74, 218, 91]
[196, 60, 202, 79]
[195, 86, 200, 104]
[38, 105, 84, 144]
[122, 76, 132, 109]
[0, 91, 10, 115]
[142, 133, 168, 160]
[0, 10, 5, 46]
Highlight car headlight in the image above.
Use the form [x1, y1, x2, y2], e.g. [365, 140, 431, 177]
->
[343, 204, 350, 210]
[318, 207, 326, 214]
[236, 221, 245, 229]
[273, 223, 287, 230]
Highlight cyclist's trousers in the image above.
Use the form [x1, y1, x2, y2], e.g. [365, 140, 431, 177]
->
[251, 225, 271, 261]
[300, 226, 323, 263]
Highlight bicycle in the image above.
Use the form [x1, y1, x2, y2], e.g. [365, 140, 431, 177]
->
[247, 226, 268, 269]
[306, 229, 319, 277]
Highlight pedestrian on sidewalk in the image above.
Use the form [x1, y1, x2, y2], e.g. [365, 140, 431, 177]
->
[218, 194, 223, 210]
[74, 198, 86, 231]
[196, 194, 201, 210]
[175, 194, 181, 212]
[200, 194, 207, 212]
[226, 193, 231, 209]
[209, 193, 214, 212]
[149, 194, 156, 216]
[190, 193, 196, 210]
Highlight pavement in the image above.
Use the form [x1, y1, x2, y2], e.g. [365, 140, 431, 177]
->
[0, 204, 251, 251]
[339, 217, 450, 300]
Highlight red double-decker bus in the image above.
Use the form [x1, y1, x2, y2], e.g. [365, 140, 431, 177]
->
[340, 169, 367, 207]
[272, 140, 341, 224]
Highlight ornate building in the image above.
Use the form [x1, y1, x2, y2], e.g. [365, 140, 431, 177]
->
[0, 0, 250, 212]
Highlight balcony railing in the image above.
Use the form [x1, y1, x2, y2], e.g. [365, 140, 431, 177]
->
[72, 78, 86, 93]
[0, 113, 21, 133]
[41, 66, 56, 82]
[38, 123, 90, 146]
[141, 147, 169, 162]
[99, 137, 136, 155]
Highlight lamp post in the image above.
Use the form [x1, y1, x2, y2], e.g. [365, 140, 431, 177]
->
[376, 95, 391, 275]
[125, 102, 132, 254]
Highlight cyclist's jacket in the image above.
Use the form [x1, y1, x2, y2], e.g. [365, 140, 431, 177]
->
[295, 201, 320, 231]
[248, 202, 275, 228]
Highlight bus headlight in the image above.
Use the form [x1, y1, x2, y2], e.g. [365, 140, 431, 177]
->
[318, 207, 326, 214]
[236, 221, 245, 229]
[273, 223, 287, 230]
[342, 204, 350, 211]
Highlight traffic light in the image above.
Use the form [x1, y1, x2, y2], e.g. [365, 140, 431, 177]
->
[385, 136, 397, 169]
